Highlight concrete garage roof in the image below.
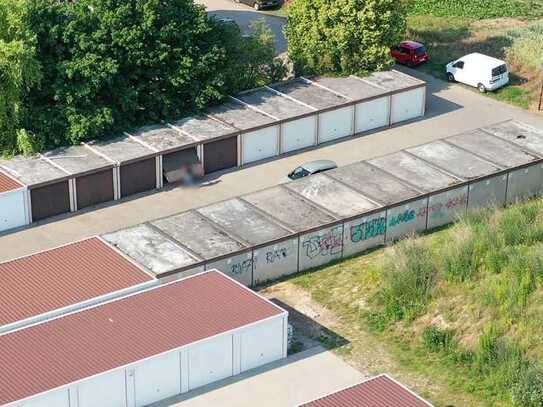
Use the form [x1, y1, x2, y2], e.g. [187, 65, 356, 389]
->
[171, 115, 238, 141]
[236, 88, 315, 120]
[43, 145, 113, 175]
[270, 78, 349, 110]
[208, 99, 275, 131]
[129, 124, 197, 154]
[362, 70, 425, 91]
[309, 76, 388, 100]
[242, 186, 337, 231]
[151, 211, 246, 260]
[482, 120, 543, 156]
[0, 271, 285, 407]
[102, 224, 200, 275]
[87, 134, 156, 164]
[0, 171, 23, 193]
[0, 155, 68, 187]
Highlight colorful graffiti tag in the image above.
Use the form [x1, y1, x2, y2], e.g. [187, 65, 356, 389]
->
[350, 216, 386, 242]
[302, 226, 343, 259]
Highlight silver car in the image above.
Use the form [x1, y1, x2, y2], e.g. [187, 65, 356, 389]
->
[287, 160, 338, 181]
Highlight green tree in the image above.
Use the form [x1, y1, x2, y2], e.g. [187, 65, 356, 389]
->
[0, 0, 41, 156]
[285, 0, 407, 75]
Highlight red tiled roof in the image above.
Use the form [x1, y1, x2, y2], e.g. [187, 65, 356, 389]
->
[299, 375, 433, 407]
[0, 237, 153, 328]
[0, 271, 285, 405]
[0, 171, 23, 193]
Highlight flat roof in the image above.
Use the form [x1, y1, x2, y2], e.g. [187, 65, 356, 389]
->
[171, 115, 238, 141]
[447, 129, 538, 168]
[102, 224, 199, 275]
[299, 375, 432, 407]
[0, 171, 23, 193]
[0, 238, 153, 330]
[88, 134, 156, 164]
[130, 124, 197, 153]
[362, 70, 424, 91]
[151, 211, 246, 260]
[43, 145, 112, 174]
[327, 161, 422, 205]
[0, 271, 285, 406]
[236, 88, 314, 120]
[197, 198, 291, 245]
[368, 151, 460, 192]
[270, 78, 349, 110]
[0, 155, 67, 187]
[482, 120, 543, 157]
[310, 76, 387, 100]
[242, 186, 337, 232]
[285, 174, 379, 218]
[407, 140, 501, 180]
[208, 99, 275, 131]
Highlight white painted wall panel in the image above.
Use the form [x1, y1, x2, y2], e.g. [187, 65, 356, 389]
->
[78, 370, 126, 407]
[240, 317, 284, 372]
[253, 238, 299, 285]
[135, 352, 181, 407]
[391, 87, 425, 124]
[298, 225, 344, 271]
[19, 388, 69, 407]
[188, 334, 233, 390]
[355, 97, 390, 133]
[281, 116, 316, 153]
[205, 252, 253, 286]
[318, 106, 354, 143]
[242, 126, 279, 164]
[0, 189, 28, 232]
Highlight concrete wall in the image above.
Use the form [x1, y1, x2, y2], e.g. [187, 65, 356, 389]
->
[205, 251, 253, 286]
[298, 225, 344, 271]
[385, 198, 428, 242]
[506, 163, 543, 204]
[467, 174, 508, 210]
[343, 210, 387, 258]
[253, 237, 299, 285]
[427, 186, 468, 229]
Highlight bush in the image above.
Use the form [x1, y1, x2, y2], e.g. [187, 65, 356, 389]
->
[422, 325, 456, 352]
[511, 364, 543, 407]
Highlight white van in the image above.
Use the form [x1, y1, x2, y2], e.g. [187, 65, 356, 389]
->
[446, 53, 509, 93]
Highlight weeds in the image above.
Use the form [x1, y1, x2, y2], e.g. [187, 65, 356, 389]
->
[410, 0, 543, 19]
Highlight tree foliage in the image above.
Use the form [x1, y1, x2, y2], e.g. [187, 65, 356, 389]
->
[286, 0, 407, 76]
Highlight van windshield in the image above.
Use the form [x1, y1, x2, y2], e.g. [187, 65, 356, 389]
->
[492, 64, 507, 76]
[415, 46, 426, 55]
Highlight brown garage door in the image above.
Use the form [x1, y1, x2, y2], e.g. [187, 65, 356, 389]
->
[31, 181, 71, 221]
[76, 170, 114, 209]
[204, 136, 238, 174]
[120, 158, 157, 197]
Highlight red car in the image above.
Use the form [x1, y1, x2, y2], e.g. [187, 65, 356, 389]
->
[390, 41, 428, 67]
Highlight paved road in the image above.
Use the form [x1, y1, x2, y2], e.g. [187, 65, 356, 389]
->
[196, 0, 287, 53]
[151, 347, 365, 407]
[1, 69, 542, 262]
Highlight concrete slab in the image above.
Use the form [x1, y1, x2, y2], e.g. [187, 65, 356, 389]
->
[270, 78, 349, 110]
[171, 115, 238, 141]
[407, 140, 501, 180]
[151, 211, 245, 260]
[130, 124, 196, 153]
[88, 134, 155, 163]
[446, 129, 537, 168]
[285, 174, 379, 218]
[310, 76, 387, 100]
[0, 155, 67, 186]
[42, 145, 112, 175]
[369, 151, 459, 192]
[242, 186, 336, 232]
[152, 347, 366, 407]
[327, 161, 421, 205]
[197, 198, 290, 245]
[237, 88, 314, 120]
[208, 99, 275, 131]
[482, 120, 543, 157]
[102, 224, 198, 275]
[362, 70, 424, 91]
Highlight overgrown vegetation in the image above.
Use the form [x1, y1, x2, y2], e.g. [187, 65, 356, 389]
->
[291, 198, 543, 406]
[0, 0, 284, 156]
[410, 0, 543, 19]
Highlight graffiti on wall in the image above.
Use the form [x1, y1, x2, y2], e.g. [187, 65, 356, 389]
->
[265, 247, 289, 264]
[302, 226, 343, 259]
[230, 258, 253, 275]
[388, 205, 427, 228]
[428, 193, 468, 219]
[350, 216, 386, 242]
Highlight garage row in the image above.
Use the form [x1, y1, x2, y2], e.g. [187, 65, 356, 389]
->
[0, 70, 425, 232]
[100, 120, 543, 286]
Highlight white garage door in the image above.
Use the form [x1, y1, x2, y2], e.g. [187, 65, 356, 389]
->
[242, 126, 279, 164]
[135, 352, 181, 407]
[0, 189, 28, 232]
[241, 317, 284, 372]
[21, 388, 70, 407]
[391, 87, 425, 124]
[318, 106, 354, 143]
[188, 334, 233, 390]
[281, 116, 317, 153]
[78, 370, 126, 407]
[355, 97, 390, 133]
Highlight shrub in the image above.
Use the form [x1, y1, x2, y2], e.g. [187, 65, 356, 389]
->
[511, 364, 543, 407]
[422, 325, 456, 352]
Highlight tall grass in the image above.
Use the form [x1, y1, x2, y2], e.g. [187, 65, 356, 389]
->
[506, 21, 543, 71]
[410, 0, 543, 18]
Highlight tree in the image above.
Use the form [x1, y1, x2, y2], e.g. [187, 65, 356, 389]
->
[285, 0, 407, 76]
[0, 0, 41, 156]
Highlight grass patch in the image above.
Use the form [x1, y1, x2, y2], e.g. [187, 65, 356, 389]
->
[410, 0, 543, 19]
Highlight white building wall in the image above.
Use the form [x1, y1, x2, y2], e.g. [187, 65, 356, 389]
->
[240, 316, 285, 372]
[318, 106, 354, 143]
[390, 87, 425, 124]
[77, 370, 126, 407]
[0, 188, 29, 232]
[19, 388, 70, 407]
[242, 126, 279, 164]
[134, 352, 181, 407]
[188, 334, 233, 390]
[281, 116, 317, 153]
[355, 97, 390, 134]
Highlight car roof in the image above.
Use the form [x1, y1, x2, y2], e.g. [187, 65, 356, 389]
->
[300, 160, 338, 172]
[459, 53, 506, 67]
[400, 41, 424, 49]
